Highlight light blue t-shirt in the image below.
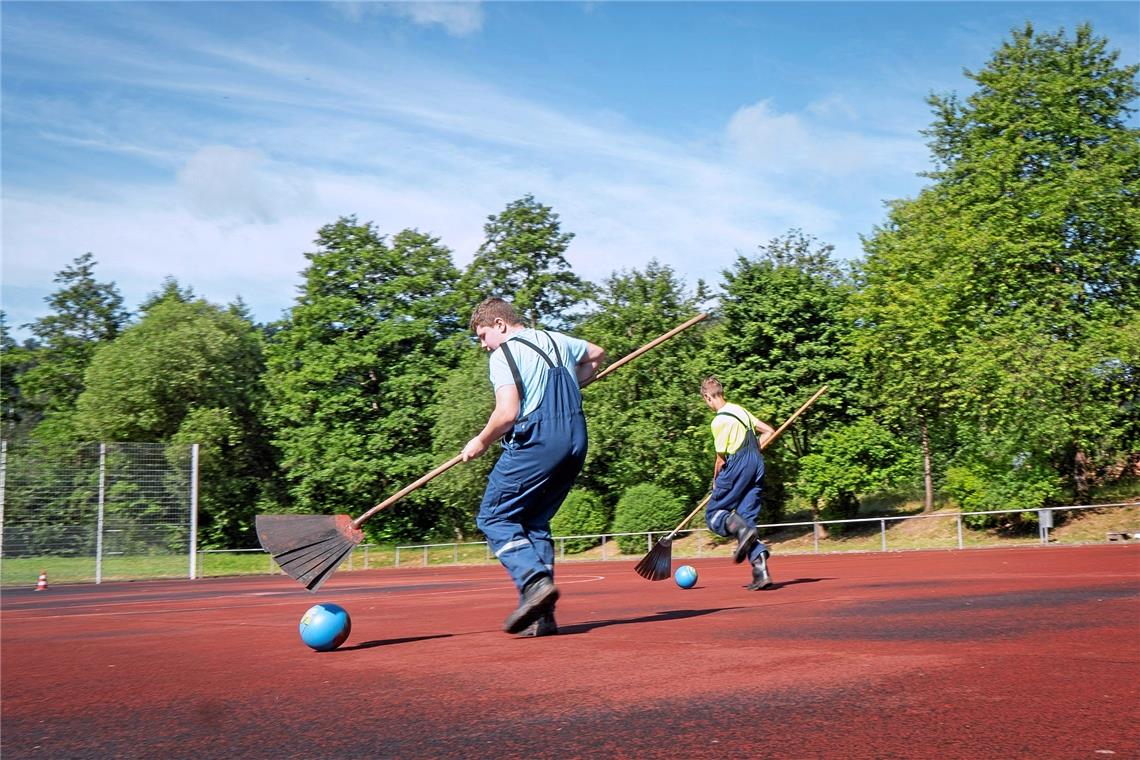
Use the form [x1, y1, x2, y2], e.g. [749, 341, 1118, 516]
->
[489, 328, 589, 418]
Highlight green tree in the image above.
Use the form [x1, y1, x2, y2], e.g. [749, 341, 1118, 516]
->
[17, 253, 129, 434]
[701, 230, 855, 520]
[264, 218, 462, 541]
[849, 199, 962, 512]
[549, 489, 610, 552]
[611, 483, 686, 554]
[428, 343, 496, 539]
[462, 194, 592, 329]
[575, 261, 711, 511]
[72, 292, 276, 547]
[856, 23, 1139, 521]
[795, 417, 920, 521]
[1, 311, 38, 440]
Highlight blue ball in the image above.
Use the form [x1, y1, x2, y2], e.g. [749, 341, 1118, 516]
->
[299, 602, 351, 651]
[674, 564, 698, 589]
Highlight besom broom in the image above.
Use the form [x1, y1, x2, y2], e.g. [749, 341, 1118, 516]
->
[257, 312, 709, 592]
[634, 384, 829, 581]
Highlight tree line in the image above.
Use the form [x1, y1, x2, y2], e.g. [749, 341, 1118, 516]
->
[2, 24, 1136, 550]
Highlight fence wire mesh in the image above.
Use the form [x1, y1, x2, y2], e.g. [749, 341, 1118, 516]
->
[0, 441, 196, 583]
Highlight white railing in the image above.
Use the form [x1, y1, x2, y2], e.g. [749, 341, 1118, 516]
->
[180, 501, 1138, 578]
[390, 501, 1138, 567]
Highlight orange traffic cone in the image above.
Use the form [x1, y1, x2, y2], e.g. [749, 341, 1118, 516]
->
[35, 570, 48, 591]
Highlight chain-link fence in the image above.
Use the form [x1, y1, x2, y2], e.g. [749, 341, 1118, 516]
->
[0, 440, 199, 585]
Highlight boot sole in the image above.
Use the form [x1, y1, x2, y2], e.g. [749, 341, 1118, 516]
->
[503, 584, 560, 634]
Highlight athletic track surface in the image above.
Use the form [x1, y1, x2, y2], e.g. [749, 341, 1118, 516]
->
[2, 545, 1138, 759]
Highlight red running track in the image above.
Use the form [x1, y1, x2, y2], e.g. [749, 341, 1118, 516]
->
[2, 545, 1138, 759]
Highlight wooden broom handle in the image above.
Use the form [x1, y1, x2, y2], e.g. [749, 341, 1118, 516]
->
[353, 454, 464, 528]
[581, 313, 708, 388]
[665, 384, 829, 539]
[352, 313, 710, 528]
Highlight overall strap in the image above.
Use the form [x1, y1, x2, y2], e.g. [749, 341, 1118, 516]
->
[508, 333, 560, 368]
[716, 410, 753, 434]
[500, 342, 526, 408]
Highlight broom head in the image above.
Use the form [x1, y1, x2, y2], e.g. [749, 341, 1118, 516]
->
[256, 514, 364, 592]
[634, 536, 673, 581]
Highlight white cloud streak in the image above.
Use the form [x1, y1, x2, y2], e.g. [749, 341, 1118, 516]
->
[1, 4, 933, 337]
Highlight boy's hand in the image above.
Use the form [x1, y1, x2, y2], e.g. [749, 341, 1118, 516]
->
[462, 437, 488, 461]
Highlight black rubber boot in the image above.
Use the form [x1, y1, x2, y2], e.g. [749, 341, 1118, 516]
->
[518, 610, 558, 637]
[503, 575, 559, 634]
[725, 511, 759, 564]
[745, 550, 772, 590]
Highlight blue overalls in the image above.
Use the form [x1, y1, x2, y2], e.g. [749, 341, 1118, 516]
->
[706, 410, 769, 563]
[476, 335, 588, 592]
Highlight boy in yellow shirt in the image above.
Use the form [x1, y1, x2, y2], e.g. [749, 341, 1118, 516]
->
[700, 377, 777, 589]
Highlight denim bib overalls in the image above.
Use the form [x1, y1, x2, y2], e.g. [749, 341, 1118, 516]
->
[476, 334, 588, 591]
[706, 410, 769, 563]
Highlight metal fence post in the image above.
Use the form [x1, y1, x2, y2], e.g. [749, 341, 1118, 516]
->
[395, 546, 401, 567]
[880, 519, 887, 552]
[601, 535, 607, 561]
[95, 443, 107, 584]
[0, 440, 6, 560]
[813, 522, 820, 554]
[956, 514, 964, 549]
[189, 444, 199, 580]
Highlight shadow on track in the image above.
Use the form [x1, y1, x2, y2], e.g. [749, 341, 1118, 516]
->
[757, 577, 832, 591]
[556, 607, 744, 635]
[335, 634, 453, 651]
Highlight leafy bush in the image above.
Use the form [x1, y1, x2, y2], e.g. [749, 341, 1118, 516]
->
[945, 456, 1062, 530]
[610, 483, 687, 554]
[550, 489, 610, 553]
[794, 418, 919, 521]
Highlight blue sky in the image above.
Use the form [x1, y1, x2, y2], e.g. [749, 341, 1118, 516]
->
[3, 1, 1137, 339]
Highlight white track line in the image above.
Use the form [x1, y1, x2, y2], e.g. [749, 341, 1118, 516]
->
[2, 574, 607, 621]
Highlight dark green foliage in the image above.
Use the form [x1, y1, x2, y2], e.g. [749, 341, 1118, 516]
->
[1, 311, 38, 440]
[550, 489, 609, 552]
[16, 253, 129, 433]
[855, 23, 1139, 524]
[462, 194, 592, 330]
[795, 418, 921, 521]
[428, 343, 496, 539]
[700, 231, 855, 519]
[72, 294, 277, 548]
[263, 218, 463, 542]
[575, 261, 712, 510]
[611, 482, 687, 554]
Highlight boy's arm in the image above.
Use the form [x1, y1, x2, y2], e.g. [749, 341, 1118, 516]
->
[575, 342, 606, 386]
[462, 384, 520, 461]
[755, 418, 776, 449]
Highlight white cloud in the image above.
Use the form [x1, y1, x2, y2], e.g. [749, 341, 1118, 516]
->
[334, 1, 484, 37]
[177, 146, 315, 226]
[725, 98, 926, 178]
[1, 8, 930, 339]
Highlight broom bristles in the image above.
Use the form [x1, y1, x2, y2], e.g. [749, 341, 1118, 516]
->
[634, 537, 673, 581]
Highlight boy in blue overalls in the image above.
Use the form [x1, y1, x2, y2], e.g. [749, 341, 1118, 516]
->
[700, 377, 777, 590]
[462, 298, 606, 636]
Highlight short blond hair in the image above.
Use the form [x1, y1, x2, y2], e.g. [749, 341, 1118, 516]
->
[700, 376, 724, 399]
[469, 297, 522, 332]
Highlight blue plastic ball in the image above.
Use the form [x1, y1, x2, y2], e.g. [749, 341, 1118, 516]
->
[674, 564, 698, 589]
[299, 602, 351, 651]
